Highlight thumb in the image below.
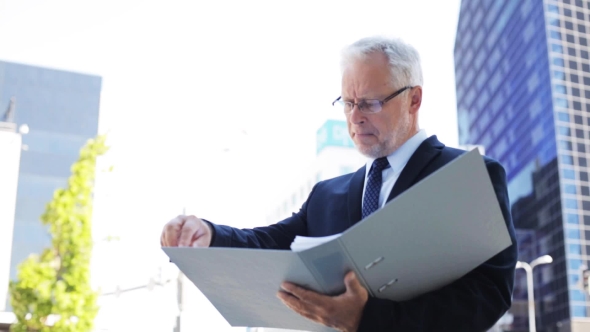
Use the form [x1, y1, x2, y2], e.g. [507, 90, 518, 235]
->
[344, 271, 363, 294]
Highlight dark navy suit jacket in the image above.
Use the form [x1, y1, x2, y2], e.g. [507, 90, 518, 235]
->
[209, 135, 518, 332]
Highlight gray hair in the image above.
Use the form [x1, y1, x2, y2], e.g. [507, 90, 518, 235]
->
[340, 36, 424, 88]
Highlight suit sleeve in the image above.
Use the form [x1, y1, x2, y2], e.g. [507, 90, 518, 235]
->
[357, 160, 518, 332]
[204, 184, 318, 250]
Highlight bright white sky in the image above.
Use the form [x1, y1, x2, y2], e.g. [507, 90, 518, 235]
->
[0, 0, 461, 330]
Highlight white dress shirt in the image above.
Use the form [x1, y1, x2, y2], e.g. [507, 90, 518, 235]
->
[362, 129, 429, 209]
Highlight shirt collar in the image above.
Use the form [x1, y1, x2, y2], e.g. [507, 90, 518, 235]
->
[365, 129, 428, 177]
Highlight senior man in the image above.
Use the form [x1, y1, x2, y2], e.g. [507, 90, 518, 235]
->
[161, 36, 517, 332]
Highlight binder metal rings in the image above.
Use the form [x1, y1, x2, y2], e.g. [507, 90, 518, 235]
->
[364, 256, 384, 270]
[378, 278, 398, 293]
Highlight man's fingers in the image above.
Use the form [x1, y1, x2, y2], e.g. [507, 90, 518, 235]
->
[281, 282, 326, 305]
[344, 271, 362, 294]
[278, 291, 336, 329]
[162, 215, 185, 247]
[278, 291, 318, 319]
[177, 215, 202, 247]
[190, 221, 211, 247]
[192, 233, 210, 247]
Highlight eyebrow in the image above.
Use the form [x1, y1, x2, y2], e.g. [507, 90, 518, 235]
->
[342, 95, 382, 102]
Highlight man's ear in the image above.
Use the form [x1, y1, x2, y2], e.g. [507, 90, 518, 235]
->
[409, 86, 422, 114]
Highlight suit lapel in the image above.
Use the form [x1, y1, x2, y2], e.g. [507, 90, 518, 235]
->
[386, 135, 445, 202]
[347, 165, 366, 227]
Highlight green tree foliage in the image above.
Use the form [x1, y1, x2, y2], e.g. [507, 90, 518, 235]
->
[9, 135, 109, 332]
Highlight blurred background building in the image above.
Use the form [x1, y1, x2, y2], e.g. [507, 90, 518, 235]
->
[0, 60, 101, 310]
[455, 0, 590, 331]
[266, 119, 365, 224]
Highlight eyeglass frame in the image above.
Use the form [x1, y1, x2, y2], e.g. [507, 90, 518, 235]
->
[332, 86, 413, 114]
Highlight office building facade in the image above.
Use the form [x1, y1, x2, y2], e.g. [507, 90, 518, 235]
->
[0, 121, 21, 312]
[0, 60, 101, 309]
[455, 0, 590, 331]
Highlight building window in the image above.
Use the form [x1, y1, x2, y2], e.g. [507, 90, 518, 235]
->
[552, 44, 564, 53]
[573, 88, 581, 97]
[567, 34, 575, 43]
[560, 140, 573, 151]
[473, 29, 485, 51]
[582, 186, 590, 196]
[568, 47, 577, 56]
[570, 61, 578, 70]
[565, 21, 574, 30]
[554, 58, 565, 67]
[554, 71, 566, 80]
[581, 171, 589, 181]
[572, 305, 588, 318]
[556, 98, 569, 108]
[550, 30, 562, 40]
[558, 112, 569, 122]
[561, 155, 575, 165]
[576, 128, 584, 138]
[565, 184, 577, 194]
[474, 50, 487, 70]
[572, 74, 579, 83]
[563, 169, 576, 179]
[570, 290, 586, 303]
[578, 143, 586, 152]
[567, 214, 579, 224]
[558, 126, 571, 136]
[579, 24, 587, 33]
[580, 37, 588, 46]
[568, 244, 582, 256]
[567, 227, 581, 239]
[580, 157, 588, 167]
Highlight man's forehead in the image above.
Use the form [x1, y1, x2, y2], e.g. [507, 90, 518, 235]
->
[341, 66, 393, 98]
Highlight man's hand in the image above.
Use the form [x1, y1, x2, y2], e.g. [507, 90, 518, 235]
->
[160, 215, 213, 247]
[277, 271, 369, 332]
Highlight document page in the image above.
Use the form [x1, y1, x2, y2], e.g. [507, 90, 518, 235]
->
[290, 233, 342, 252]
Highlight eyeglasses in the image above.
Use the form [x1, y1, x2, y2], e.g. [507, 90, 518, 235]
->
[332, 86, 413, 114]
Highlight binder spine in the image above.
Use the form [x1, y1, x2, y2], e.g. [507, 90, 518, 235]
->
[336, 238, 376, 297]
[296, 254, 331, 295]
[296, 239, 360, 296]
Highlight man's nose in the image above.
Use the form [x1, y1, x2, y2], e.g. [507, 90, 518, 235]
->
[348, 104, 365, 124]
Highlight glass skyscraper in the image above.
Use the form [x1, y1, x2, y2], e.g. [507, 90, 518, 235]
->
[455, 0, 590, 331]
[0, 60, 101, 308]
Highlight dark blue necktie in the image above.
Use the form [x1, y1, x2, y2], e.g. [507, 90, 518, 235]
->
[362, 157, 391, 219]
